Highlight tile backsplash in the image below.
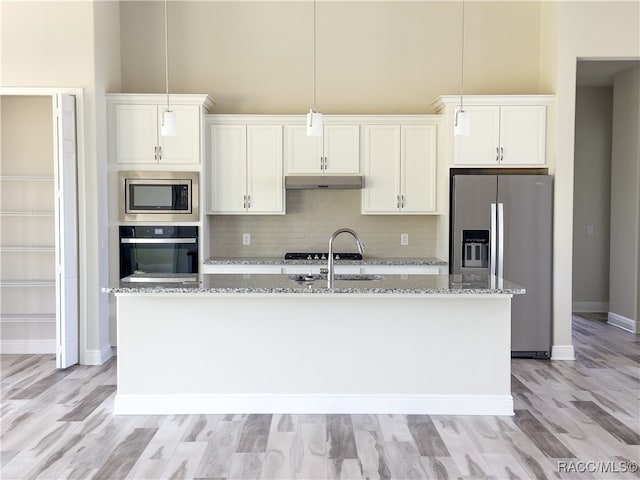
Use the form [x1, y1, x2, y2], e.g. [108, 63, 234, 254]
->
[209, 190, 438, 258]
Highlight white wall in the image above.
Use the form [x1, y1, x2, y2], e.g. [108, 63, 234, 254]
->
[609, 66, 640, 332]
[119, 1, 546, 113]
[542, 1, 640, 357]
[572, 87, 612, 312]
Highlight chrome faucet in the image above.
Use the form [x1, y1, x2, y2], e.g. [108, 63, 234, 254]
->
[327, 228, 365, 289]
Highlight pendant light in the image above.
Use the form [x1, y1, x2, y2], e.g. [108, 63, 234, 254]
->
[454, 0, 469, 136]
[306, 0, 322, 137]
[160, 0, 176, 137]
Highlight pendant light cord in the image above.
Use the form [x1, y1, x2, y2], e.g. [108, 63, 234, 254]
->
[459, 0, 465, 113]
[312, 0, 317, 112]
[164, 0, 170, 111]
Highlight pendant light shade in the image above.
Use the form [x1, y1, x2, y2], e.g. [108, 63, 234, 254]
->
[161, 109, 176, 137]
[454, 0, 469, 137]
[306, 109, 323, 137]
[160, 0, 176, 137]
[454, 110, 469, 136]
[306, 0, 322, 137]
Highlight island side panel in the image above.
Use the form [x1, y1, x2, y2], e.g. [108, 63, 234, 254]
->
[115, 293, 513, 415]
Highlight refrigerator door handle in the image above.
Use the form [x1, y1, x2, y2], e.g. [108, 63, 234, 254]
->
[490, 203, 497, 275]
[498, 202, 504, 278]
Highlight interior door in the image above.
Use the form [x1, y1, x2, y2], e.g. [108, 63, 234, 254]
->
[55, 94, 79, 368]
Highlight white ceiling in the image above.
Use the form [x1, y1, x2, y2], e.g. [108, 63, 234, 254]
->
[576, 60, 640, 87]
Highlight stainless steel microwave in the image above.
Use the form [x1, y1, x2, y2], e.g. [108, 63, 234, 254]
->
[119, 171, 199, 222]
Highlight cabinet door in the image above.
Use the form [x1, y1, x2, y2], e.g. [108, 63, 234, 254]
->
[286, 125, 323, 174]
[362, 125, 400, 213]
[323, 124, 360, 174]
[115, 104, 158, 163]
[453, 106, 500, 165]
[158, 104, 200, 164]
[247, 125, 284, 214]
[499, 106, 546, 165]
[401, 125, 437, 213]
[209, 125, 247, 213]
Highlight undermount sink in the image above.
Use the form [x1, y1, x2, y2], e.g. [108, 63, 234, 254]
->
[288, 273, 383, 283]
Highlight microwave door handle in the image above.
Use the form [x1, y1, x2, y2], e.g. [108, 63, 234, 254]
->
[120, 238, 197, 244]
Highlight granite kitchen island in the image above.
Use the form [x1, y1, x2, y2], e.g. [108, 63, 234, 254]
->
[107, 274, 524, 416]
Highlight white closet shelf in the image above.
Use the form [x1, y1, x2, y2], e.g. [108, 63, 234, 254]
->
[0, 175, 54, 181]
[0, 313, 56, 323]
[0, 211, 55, 217]
[0, 246, 55, 252]
[0, 280, 56, 287]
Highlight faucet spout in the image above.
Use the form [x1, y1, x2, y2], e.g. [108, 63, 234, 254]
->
[327, 228, 365, 289]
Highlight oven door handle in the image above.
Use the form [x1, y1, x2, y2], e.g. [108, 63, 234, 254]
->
[120, 238, 197, 244]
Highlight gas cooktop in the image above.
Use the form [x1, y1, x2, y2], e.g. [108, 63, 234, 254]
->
[284, 252, 363, 261]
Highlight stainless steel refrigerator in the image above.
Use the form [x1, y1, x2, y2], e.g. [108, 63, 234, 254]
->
[450, 173, 552, 358]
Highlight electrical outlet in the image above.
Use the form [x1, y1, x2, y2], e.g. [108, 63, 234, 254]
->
[400, 233, 409, 246]
[242, 233, 251, 245]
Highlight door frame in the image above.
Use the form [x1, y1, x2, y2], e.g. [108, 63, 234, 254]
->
[0, 87, 85, 367]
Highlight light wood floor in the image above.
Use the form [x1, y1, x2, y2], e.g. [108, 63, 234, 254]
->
[1, 315, 638, 480]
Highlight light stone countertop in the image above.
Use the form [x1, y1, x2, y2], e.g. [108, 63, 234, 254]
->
[106, 273, 524, 295]
[203, 256, 447, 266]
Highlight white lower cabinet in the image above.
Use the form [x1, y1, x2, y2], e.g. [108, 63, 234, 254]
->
[208, 124, 284, 214]
[362, 124, 437, 214]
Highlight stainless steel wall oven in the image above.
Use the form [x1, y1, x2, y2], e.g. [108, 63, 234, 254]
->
[119, 225, 198, 279]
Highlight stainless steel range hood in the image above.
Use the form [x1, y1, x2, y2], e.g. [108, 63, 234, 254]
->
[285, 175, 363, 190]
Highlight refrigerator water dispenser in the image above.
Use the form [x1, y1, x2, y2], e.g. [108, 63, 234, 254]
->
[462, 230, 489, 268]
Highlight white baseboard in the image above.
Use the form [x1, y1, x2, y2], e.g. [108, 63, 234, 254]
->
[0, 339, 56, 354]
[114, 393, 514, 416]
[83, 343, 114, 365]
[608, 312, 637, 333]
[572, 301, 609, 312]
[551, 344, 576, 360]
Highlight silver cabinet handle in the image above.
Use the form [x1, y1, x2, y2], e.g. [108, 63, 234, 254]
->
[154, 145, 158, 161]
[247, 195, 251, 209]
[496, 146, 500, 162]
[320, 156, 324, 171]
[401, 195, 405, 208]
[243, 195, 247, 209]
[396, 195, 400, 209]
[500, 146, 504, 162]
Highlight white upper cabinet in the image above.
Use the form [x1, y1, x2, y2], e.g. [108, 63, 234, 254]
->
[433, 95, 552, 167]
[363, 124, 437, 214]
[208, 124, 284, 215]
[286, 124, 360, 174]
[108, 94, 214, 165]
[498, 106, 546, 165]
